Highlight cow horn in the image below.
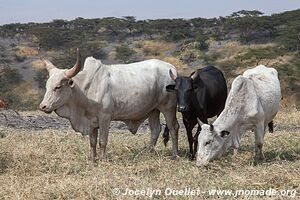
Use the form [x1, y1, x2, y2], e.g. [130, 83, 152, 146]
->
[190, 70, 199, 80]
[65, 48, 81, 78]
[169, 69, 177, 80]
[42, 58, 56, 72]
[197, 118, 204, 126]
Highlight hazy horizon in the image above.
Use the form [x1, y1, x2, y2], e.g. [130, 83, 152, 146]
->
[1, 0, 300, 25]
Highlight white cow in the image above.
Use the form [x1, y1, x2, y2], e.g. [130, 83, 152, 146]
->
[196, 65, 281, 166]
[39, 49, 179, 161]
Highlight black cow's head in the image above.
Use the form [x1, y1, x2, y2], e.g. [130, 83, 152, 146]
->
[166, 70, 199, 113]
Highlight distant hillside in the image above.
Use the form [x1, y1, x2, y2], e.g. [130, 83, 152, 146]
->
[0, 9, 299, 110]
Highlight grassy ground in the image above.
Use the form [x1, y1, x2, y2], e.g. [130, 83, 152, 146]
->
[0, 110, 299, 200]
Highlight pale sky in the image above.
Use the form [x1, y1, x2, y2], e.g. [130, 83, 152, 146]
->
[1, 0, 300, 25]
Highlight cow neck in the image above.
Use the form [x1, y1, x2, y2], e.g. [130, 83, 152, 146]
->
[55, 84, 99, 134]
[213, 93, 241, 133]
[72, 84, 99, 115]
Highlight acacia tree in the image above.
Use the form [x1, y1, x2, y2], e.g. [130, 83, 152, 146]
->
[225, 10, 264, 43]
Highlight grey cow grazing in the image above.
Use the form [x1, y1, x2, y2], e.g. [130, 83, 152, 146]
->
[39, 49, 179, 161]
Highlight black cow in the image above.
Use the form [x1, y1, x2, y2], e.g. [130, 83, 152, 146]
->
[164, 66, 227, 159]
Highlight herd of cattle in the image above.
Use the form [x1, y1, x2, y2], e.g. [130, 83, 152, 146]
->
[39, 49, 281, 166]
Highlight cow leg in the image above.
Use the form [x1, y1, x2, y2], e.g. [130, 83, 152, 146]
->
[254, 122, 266, 161]
[232, 148, 238, 159]
[148, 109, 161, 152]
[183, 116, 196, 159]
[193, 124, 202, 159]
[162, 126, 170, 146]
[268, 121, 274, 133]
[161, 109, 179, 159]
[98, 116, 111, 161]
[89, 128, 98, 162]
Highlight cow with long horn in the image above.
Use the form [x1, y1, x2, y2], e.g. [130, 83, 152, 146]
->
[39, 49, 179, 161]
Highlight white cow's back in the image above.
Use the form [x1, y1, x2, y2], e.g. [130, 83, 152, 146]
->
[74, 57, 177, 120]
[243, 65, 281, 124]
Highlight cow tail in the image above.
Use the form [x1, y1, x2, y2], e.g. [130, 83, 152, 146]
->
[163, 126, 170, 146]
[268, 121, 274, 133]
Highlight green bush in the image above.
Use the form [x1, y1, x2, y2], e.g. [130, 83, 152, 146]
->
[195, 34, 209, 51]
[115, 44, 136, 63]
[15, 54, 26, 62]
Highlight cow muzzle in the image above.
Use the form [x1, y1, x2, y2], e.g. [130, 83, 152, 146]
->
[178, 105, 188, 112]
[196, 155, 209, 167]
[39, 104, 53, 114]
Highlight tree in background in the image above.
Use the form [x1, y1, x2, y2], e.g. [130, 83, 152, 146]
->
[115, 44, 136, 63]
[195, 33, 209, 51]
[225, 10, 264, 44]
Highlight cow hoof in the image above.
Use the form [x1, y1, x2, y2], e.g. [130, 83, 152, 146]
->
[254, 154, 265, 161]
[189, 156, 196, 161]
[100, 156, 108, 162]
[88, 156, 97, 163]
[148, 146, 155, 153]
[170, 155, 179, 160]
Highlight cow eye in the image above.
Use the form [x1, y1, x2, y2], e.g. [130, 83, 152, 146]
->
[205, 140, 212, 146]
[54, 85, 62, 90]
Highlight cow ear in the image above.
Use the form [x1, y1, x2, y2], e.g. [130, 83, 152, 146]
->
[68, 79, 75, 88]
[193, 84, 199, 90]
[166, 84, 175, 92]
[220, 130, 230, 138]
[169, 69, 177, 80]
[209, 124, 214, 131]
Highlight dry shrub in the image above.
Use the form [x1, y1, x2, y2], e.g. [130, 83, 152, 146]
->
[107, 51, 116, 61]
[11, 81, 42, 109]
[162, 57, 192, 76]
[15, 46, 39, 57]
[138, 40, 176, 59]
[31, 60, 45, 70]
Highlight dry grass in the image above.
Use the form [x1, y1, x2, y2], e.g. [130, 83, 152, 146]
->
[211, 42, 276, 62]
[162, 57, 190, 75]
[134, 40, 176, 58]
[0, 110, 299, 200]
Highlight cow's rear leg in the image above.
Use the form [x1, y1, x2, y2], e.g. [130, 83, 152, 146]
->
[147, 109, 162, 152]
[98, 116, 111, 161]
[254, 122, 266, 161]
[89, 129, 98, 162]
[161, 109, 179, 159]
